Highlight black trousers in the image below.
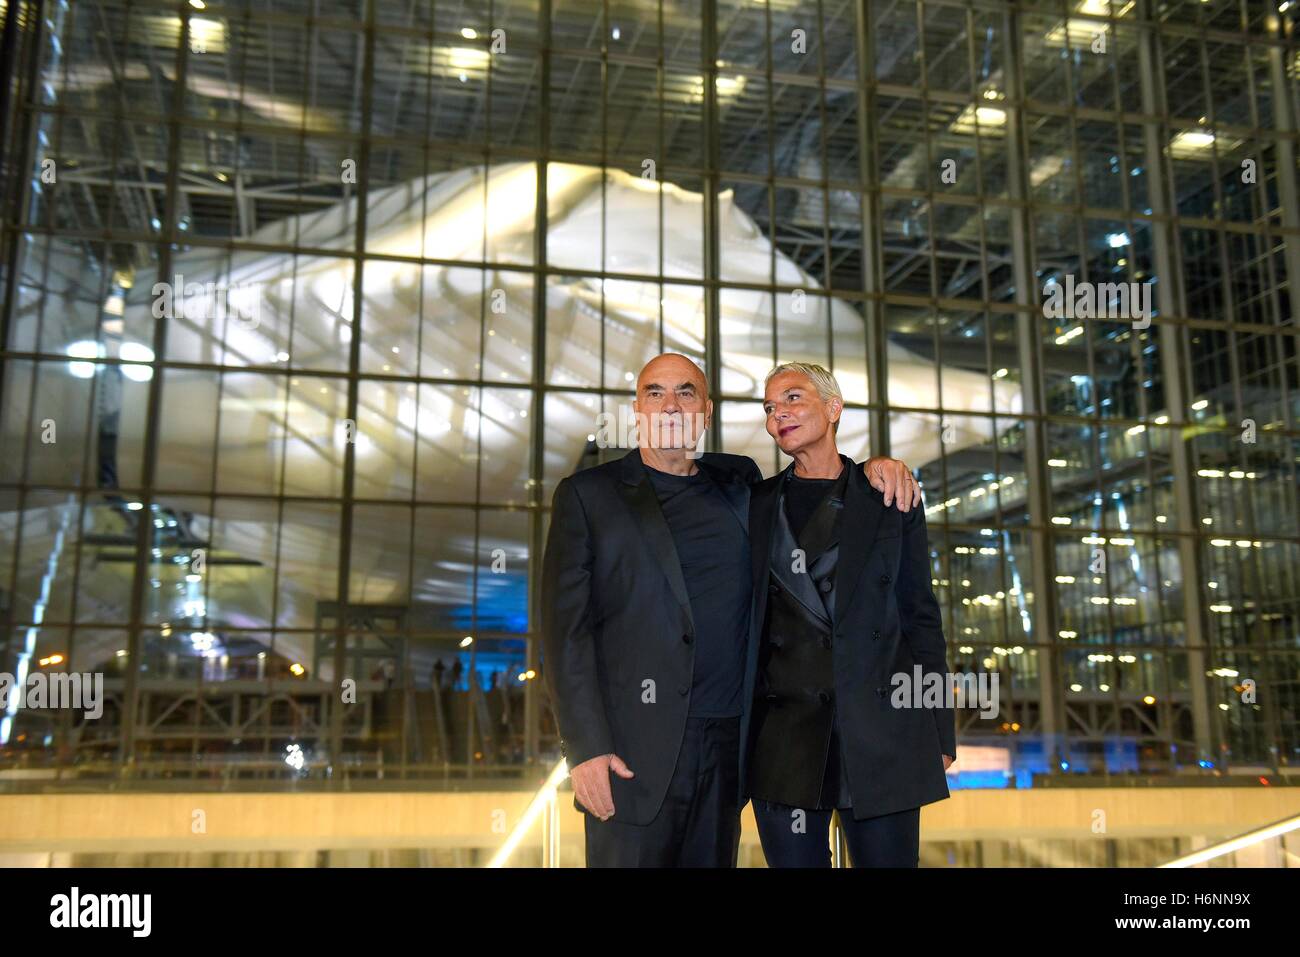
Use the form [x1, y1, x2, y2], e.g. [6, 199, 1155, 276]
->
[752, 799, 921, 867]
[584, 716, 742, 868]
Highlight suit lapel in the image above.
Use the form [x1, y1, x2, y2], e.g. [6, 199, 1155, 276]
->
[770, 491, 832, 628]
[748, 468, 780, 622]
[834, 458, 886, 622]
[617, 449, 695, 630]
[697, 457, 750, 535]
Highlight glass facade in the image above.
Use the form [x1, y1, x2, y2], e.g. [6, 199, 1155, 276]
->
[0, 0, 1297, 788]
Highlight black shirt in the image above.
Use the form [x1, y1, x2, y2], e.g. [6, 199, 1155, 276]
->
[644, 462, 750, 718]
[784, 471, 840, 539]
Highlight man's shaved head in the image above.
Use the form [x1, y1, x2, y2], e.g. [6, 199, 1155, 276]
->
[635, 353, 709, 398]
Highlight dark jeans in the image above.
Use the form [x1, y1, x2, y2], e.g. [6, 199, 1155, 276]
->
[752, 799, 921, 867]
[584, 716, 742, 867]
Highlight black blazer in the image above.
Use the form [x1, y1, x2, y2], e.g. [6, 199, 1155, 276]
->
[541, 448, 761, 825]
[741, 458, 957, 820]
[746, 458, 849, 809]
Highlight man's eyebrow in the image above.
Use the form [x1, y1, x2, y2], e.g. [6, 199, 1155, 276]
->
[641, 379, 700, 393]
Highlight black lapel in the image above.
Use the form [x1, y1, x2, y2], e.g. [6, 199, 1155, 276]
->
[834, 458, 887, 622]
[770, 489, 832, 628]
[748, 468, 781, 608]
[696, 456, 751, 536]
[616, 449, 695, 629]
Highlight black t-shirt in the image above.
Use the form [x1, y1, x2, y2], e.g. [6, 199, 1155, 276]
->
[784, 471, 839, 539]
[644, 462, 750, 718]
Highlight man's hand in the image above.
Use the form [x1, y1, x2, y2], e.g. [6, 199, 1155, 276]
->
[569, 753, 635, 821]
[942, 754, 955, 772]
[864, 456, 922, 511]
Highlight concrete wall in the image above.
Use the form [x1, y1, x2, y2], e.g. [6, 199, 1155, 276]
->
[1, 787, 1296, 865]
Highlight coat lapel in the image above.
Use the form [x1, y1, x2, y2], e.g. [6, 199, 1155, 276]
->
[770, 494, 833, 628]
[696, 456, 751, 536]
[617, 449, 695, 630]
[833, 457, 887, 622]
[748, 469, 778, 621]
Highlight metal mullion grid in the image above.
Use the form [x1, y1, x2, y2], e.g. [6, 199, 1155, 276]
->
[1195, 33, 1252, 552]
[1232, 31, 1289, 339]
[657, 0, 666, 359]
[393, 0, 441, 780]
[1200, 41, 1258, 653]
[1243, 38, 1300, 655]
[1001, 0, 1068, 763]
[0, 0, 57, 431]
[107, 0, 197, 767]
[856, 2, 890, 467]
[1101, 1, 1176, 667]
[765, 0, 779, 474]
[956, 5, 993, 681]
[10, 0, 1300, 774]
[0, 403, 1277, 502]
[814, 0, 834, 373]
[257, 1, 325, 770]
[25, 100, 545, 171]
[1246, 25, 1298, 336]
[189, 0, 274, 773]
[326, 0, 376, 774]
[701, 0, 721, 443]
[1200, 31, 1286, 772]
[1060, 0, 1129, 745]
[1242, 18, 1300, 629]
[913, 3, 961, 667]
[463, 0, 502, 779]
[13, 2, 101, 762]
[956, 179, 1001, 685]
[524, 0, 553, 768]
[16, 205, 1300, 331]
[1059, 143, 1103, 686]
[1254, 14, 1300, 622]
[600, 0, 609, 391]
[1133, 0, 1216, 767]
[962, 2, 1015, 704]
[94, 2, 167, 236]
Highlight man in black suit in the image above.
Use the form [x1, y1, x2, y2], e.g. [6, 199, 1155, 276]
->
[743, 362, 956, 867]
[541, 352, 920, 867]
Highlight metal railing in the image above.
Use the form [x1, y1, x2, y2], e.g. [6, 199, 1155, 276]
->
[486, 758, 569, 868]
[1158, 811, 1300, 868]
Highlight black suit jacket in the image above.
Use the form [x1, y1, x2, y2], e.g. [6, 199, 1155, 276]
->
[741, 459, 956, 820]
[541, 448, 761, 825]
